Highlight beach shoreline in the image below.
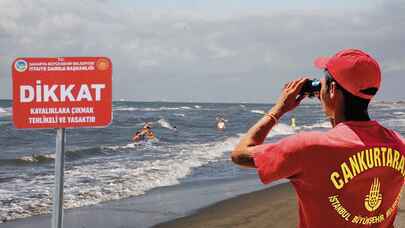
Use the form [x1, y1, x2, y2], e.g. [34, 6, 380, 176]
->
[0, 175, 273, 228]
[1, 175, 405, 228]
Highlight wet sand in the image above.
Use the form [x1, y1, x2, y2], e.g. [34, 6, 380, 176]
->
[155, 184, 405, 228]
[154, 183, 297, 228]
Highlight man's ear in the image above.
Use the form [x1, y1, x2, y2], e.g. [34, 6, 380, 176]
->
[329, 81, 337, 99]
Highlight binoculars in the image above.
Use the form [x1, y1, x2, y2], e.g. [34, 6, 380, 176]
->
[299, 79, 321, 97]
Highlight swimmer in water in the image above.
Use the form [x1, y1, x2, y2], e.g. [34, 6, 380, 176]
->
[216, 117, 227, 130]
[132, 122, 155, 141]
[291, 116, 296, 129]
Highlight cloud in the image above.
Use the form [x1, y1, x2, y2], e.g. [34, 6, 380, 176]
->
[0, 0, 404, 102]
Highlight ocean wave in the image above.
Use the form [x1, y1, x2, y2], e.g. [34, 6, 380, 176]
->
[267, 123, 296, 137]
[16, 154, 55, 163]
[0, 155, 54, 166]
[104, 139, 159, 150]
[296, 121, 332, 130]
[265, 121, 332, 138]
[393, 112, 405, 116]
[0, 107, 12, 117]
[59, 136, 239, 209]
[173, 113, 185, 117]
[250, 110, 265, 115]
[116, 118, 176, 131]
[157, 118, 175, 130]
[230, 121, 333, 142]
[127, 119, 176, 131]
[382, 119, 405, 128]
[113, 106, 194, 112]
[113, 107, 138, 111]
[371, 102, 405, 111]
[0, 136, 239, 223]
[1, 147, 105, 166]
[234, 123, 296, 139]
[0, 121, 12, 127]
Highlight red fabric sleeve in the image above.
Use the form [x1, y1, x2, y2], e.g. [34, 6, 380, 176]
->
[253, 134, 305, 184]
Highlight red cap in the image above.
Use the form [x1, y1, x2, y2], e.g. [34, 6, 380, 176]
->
[314, 49, 381, 100]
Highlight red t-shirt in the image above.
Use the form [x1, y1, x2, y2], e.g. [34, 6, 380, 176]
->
[253, 120, 405, 228]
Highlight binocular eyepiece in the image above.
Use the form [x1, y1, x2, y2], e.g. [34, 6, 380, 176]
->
[299, 79, 321, 97]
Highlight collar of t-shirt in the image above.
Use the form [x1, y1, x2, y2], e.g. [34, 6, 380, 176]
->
[335, 120, 379, 128]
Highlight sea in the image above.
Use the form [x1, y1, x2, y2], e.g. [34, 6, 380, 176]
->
[0, 99, 405, 223]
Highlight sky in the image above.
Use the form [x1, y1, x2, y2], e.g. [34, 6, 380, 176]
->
[0, 0, 404, 103]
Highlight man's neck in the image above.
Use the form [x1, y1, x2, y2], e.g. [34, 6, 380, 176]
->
[332, 113, 370, 127]
[331, 104, 346, 127]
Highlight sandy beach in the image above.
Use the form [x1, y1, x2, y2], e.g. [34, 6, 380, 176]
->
[154, 183, 298, 228]
[155, 183, 405, 228]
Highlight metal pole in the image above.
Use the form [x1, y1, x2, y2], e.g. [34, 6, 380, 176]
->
[52, 128, 65, 228]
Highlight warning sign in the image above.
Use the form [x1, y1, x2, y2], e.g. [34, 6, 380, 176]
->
[12, 57, 112, 129]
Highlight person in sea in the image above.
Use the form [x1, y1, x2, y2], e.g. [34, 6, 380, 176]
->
[132, 122, 155, 142]
[231, 49, 405, 227]
[216, 116, 227, 130]
[290, 116, 297, 129]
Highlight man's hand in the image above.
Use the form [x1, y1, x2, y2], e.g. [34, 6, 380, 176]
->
[231, 77, 308, 168]
[269, 78, 308, 118]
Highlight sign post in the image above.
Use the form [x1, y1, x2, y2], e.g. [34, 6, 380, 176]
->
[53, 128, 65, 228]
[12, 57, 112, 228]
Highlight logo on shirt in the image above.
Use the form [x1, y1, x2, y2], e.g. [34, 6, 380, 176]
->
[364, 178, 382, 212]
[327, 146, 403, 225]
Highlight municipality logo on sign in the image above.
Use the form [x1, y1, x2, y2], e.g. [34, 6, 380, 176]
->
[14, 59, 28, 72]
